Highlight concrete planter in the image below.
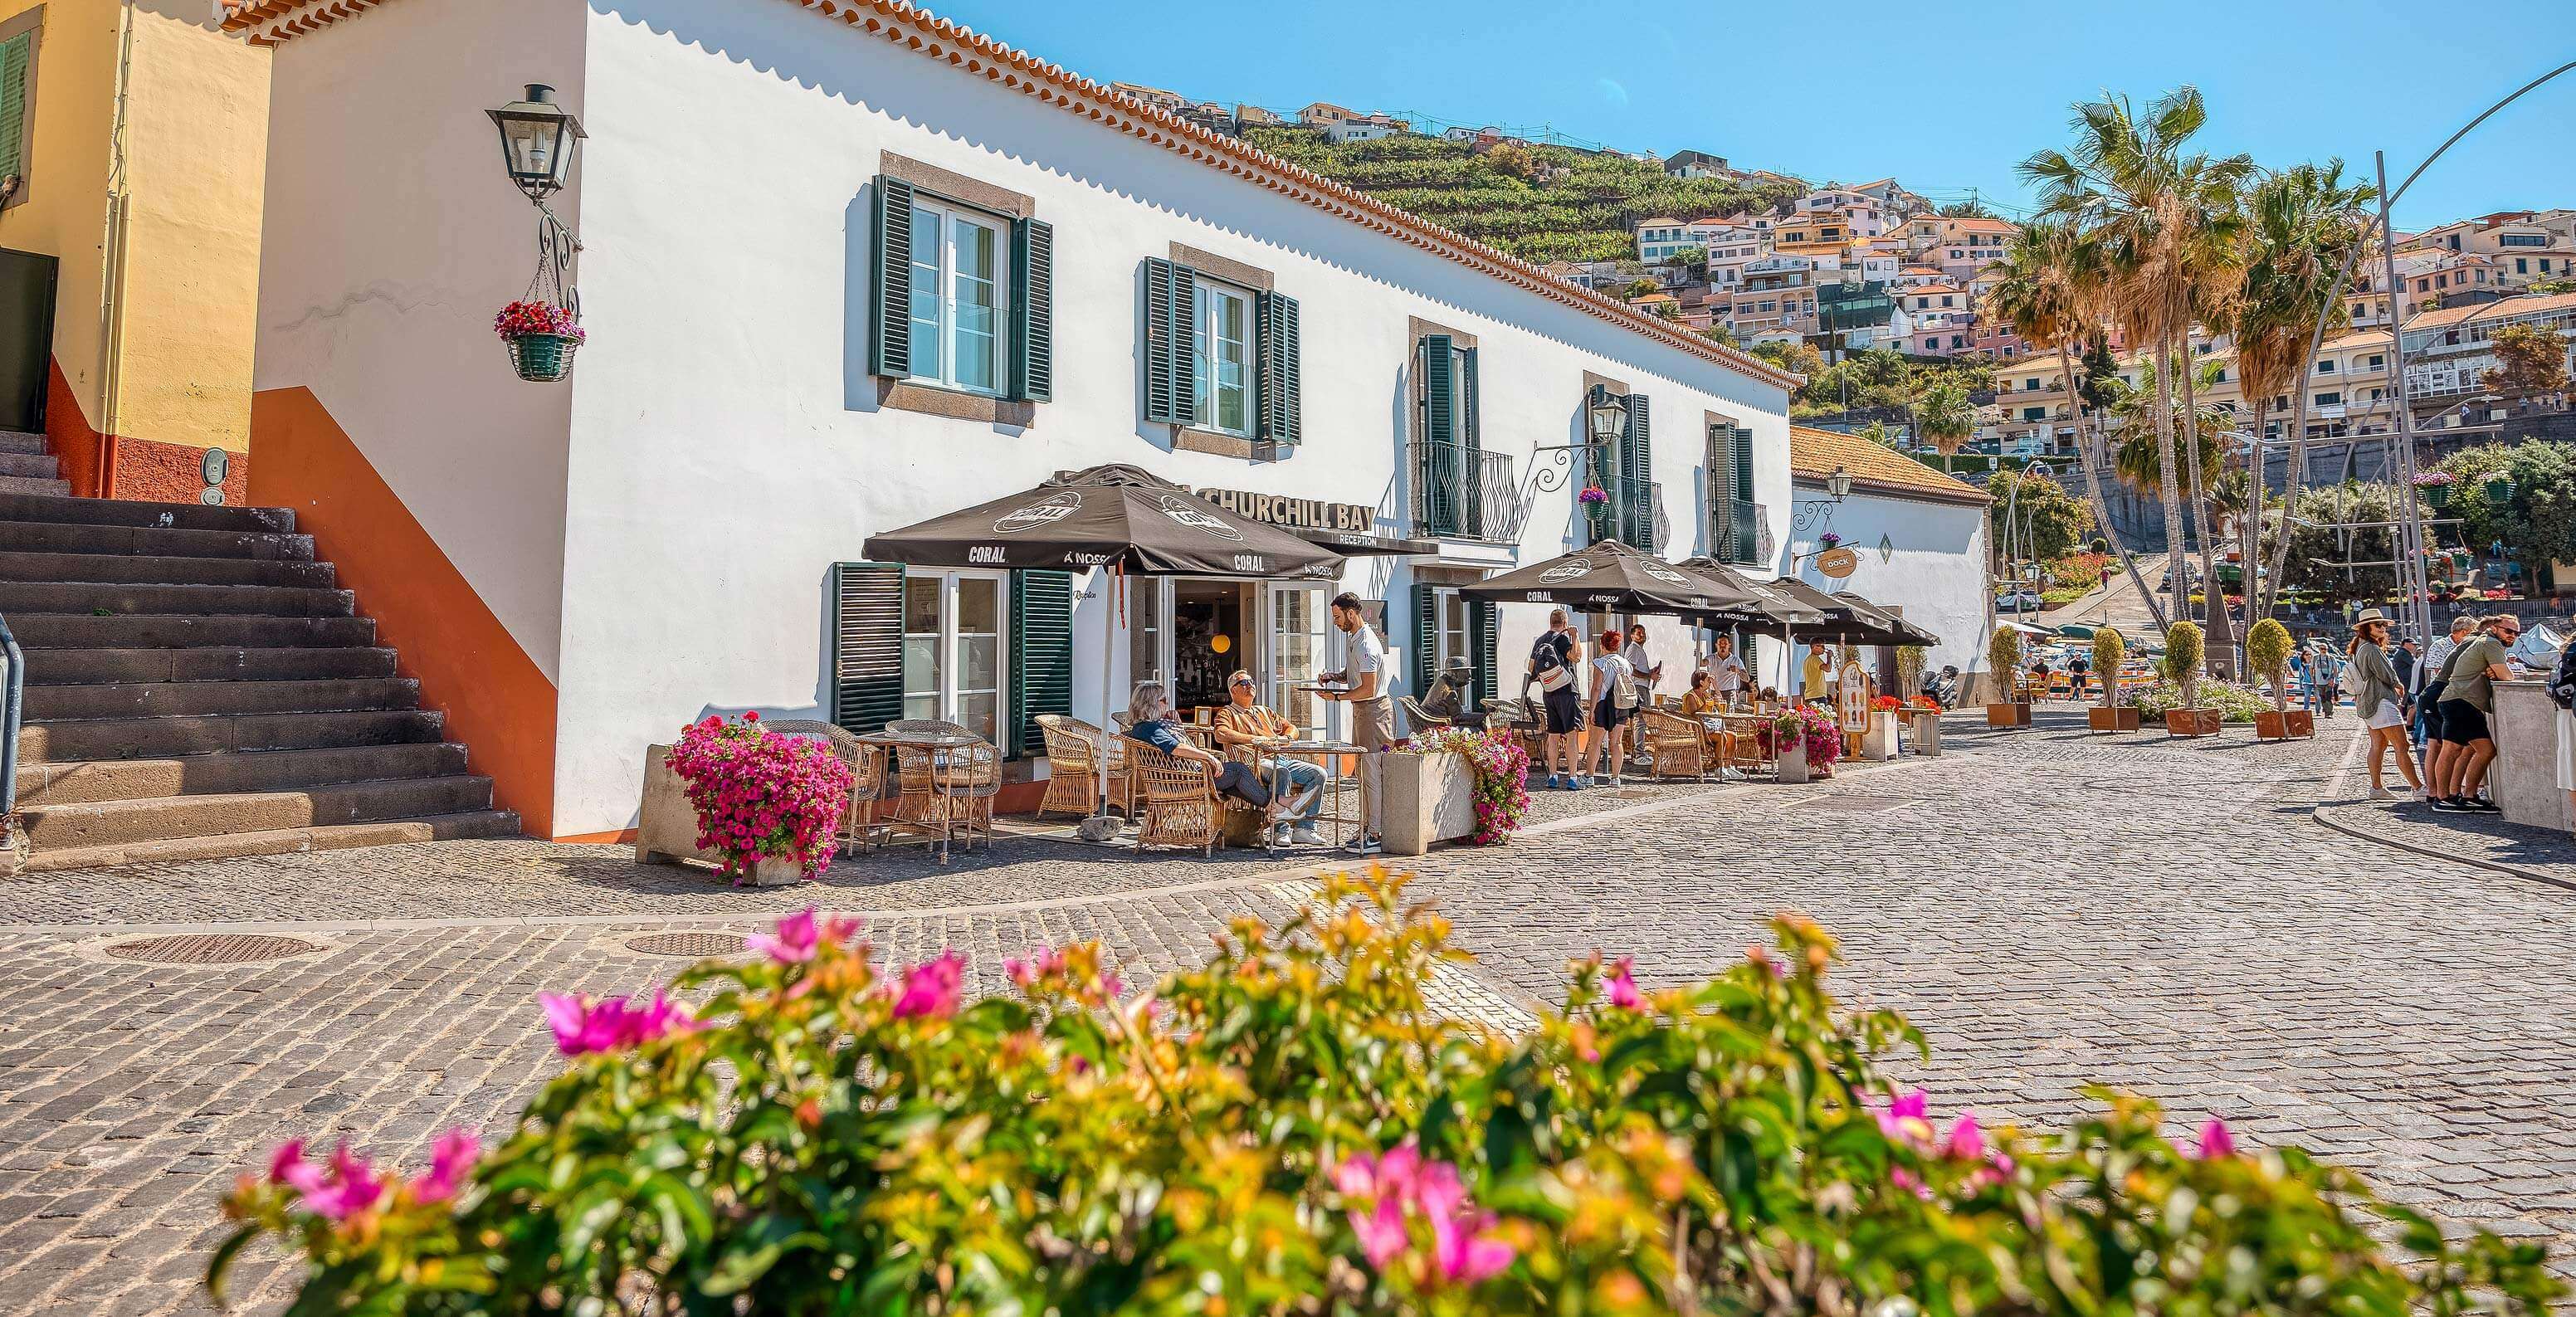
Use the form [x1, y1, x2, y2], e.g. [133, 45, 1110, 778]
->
[2088, 706, 2142, 732]
[1380, 749, 1480, 856]
[2491, 682, 2575, 832]
[1860, 711, 1901, 761]
[2254, 710, 2315, 740]
[1905, 710, 1942, 756]
[1777, 742, 1811, 784]
[635, 743, 820, 882]
[1986, 702, 2032, 728]
[2164, 709, 2222, 738]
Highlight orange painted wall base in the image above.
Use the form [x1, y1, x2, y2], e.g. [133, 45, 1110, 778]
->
[39, 358, 251, 502]
[247, 387, 559, 837]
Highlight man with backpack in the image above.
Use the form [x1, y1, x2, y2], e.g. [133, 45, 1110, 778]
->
[1525, 608, 1586, 789]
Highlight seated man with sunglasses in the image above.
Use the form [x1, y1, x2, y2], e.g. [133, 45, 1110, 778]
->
[1211, 670, 1329, 845]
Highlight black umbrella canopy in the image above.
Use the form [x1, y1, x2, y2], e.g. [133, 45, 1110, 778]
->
[860, 464, 1344, 579]
[1764, 578, 1936, 647]
[1463, 540, 1761, 616]
[1673, 557, 1823, 627]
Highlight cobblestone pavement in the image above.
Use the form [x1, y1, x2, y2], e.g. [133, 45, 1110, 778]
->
[4, 711, 2574, 1314]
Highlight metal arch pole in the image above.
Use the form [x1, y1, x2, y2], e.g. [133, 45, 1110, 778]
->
[2374, 152, 2436, 650]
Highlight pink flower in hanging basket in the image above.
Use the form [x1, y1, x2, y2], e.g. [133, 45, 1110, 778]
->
[1578, 485, 1609, 505]
[493, 300, 585, 343]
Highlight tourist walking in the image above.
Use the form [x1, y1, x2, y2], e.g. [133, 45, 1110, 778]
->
[2432, 614, 2518, 814]
[2309, 644, 2341, 719]
[1584, 629, 1638, 788]
[2417, 614, 2475, 798]
[2067, 649, 2090, 700]
[2345, 611, 2419, 798]
[1315, 592, 1391, 852]
[1525, 607, 1584, 789]
[2288, 649, 2309, 709]
[2553, 633, 2576, 839]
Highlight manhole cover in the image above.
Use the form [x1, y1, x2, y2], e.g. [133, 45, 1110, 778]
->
[103, 934, 321, 965]
[623, 932, 750, 958]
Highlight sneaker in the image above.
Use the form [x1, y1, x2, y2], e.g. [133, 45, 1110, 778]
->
[2461, 797, 2502, 814]
[1356, 836, 1383, 855]
[2370, 786, 2395, 799]
[1544, 773, 1562, 791]
[1290, 825, 1323, 846]
[2428, 797, 2464, 812]
[1609, 774, 1625, 788]
[1569, 776, 1588, 790]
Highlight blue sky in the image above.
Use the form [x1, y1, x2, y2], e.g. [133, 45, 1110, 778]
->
[926, 0, 2574, 229]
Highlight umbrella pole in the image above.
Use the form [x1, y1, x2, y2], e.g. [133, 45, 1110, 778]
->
[1097, 564, 1119, 822]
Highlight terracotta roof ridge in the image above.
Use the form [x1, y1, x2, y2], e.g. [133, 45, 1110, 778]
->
[227, 0, 1801, 390]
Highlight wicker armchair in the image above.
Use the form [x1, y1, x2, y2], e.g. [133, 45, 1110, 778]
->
[1034, 714, 1134, 819]
[1636, 709, 1710, 781]
[762, 719, 889, 854]
[1127, 742, 1230, 856]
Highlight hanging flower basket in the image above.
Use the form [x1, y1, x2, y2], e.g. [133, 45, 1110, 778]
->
[495, 300, 585, 383]
[1578, 485, 1609, 506]
[2483, 476, 2514, 504]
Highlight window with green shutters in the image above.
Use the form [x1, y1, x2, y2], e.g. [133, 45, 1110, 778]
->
[1707, 423, 1760, 565]
[829, 562, 906, 736]
[1141, 257, 1197, 425]
[1256, 290, 1301, 453]
[1618, 393, 1653, 550]
[0, 27, 35, 206]
[1413, 334, 1481, 538]
[1143, 257, 1302, 452]
[866, 174, 1051, 402]
[1470, 599, 1498, 705]
[1008, 570, 1073, 758]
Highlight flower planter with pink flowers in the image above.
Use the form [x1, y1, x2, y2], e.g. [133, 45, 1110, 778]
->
[494, 299, 585, 382]
[637, 712, 853, 885]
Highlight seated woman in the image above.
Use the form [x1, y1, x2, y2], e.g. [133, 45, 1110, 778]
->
[1678, 669, 1738, 772]
[1123, 680, 1281, 821]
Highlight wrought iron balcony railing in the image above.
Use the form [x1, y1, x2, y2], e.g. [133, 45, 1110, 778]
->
[1406, 442, 1521, 543]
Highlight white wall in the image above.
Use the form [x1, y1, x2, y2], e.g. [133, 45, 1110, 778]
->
[1778, 485, 1990, 684]
[253, 0, 584, 676]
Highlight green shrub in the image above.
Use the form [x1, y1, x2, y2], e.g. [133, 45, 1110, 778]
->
[2131, 676, 2273, 723]
[2162, 621, 2205, 706]
[212, 873, 2561, 1317]
[2246, 619, 2294, 709]
[1988, 626, 2022, 689]
[2091, 627, 2126, 706]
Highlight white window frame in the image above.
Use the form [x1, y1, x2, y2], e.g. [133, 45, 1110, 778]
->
[904, 198, 1009, 396]
[1431, 588, 1471, 675]
[901, 568, 1010, 746]
[1191, 279, 1255, 437]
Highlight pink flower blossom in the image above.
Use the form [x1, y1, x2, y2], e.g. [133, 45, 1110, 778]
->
[1604, 957, 1646, 1010]
[1944, 1112, 1985, 1161]
[890, 951, 965, 1019]
[539, 991, 695, 1056]
[267, 1139, 309, 1186]
[1334, 1144, 1515, 1286]
[413, 1129, 481, 1203]
[1876, 1088, 1934, 1145]
[269, 1144, 388, 1222]
[1349, 1197, 1410, 1268]
[747, 907, 822, 963]
[1890, 1167, 1933, 1200]
[2194, 1117, 2237, 1159]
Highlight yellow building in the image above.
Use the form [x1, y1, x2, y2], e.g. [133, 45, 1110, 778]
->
[0, 0, 266, 501]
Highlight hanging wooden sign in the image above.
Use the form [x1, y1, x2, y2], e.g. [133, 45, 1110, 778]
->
[1815, 546, 1860, 579]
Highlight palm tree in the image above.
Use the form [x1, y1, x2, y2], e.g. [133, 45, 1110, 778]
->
[2023, 86, 2254, 673]
[1913, 381, 1978, 456]
[1986, 220, 2167, 630]
[2235, 162, 2377, 617]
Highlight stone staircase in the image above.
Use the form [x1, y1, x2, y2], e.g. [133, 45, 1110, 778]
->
[0, 427, 71, 496]
[0, 456, 521, 871]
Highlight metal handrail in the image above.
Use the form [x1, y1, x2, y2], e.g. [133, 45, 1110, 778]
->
[0, 612, 20, 818]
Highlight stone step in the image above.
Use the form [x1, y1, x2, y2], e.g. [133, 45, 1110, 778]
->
[19, 808, 523, 873]
[0, 430, 49, 456]
[0, 519, 315, 562]
[7, 612, 375, 650]
[0, 549, 335, 588]
[0, 581, 356, 618]
[0, 490, 291, 534]
[0, 476, 73, 497]
[24, 646, 398, 686]
[17, 741, 471, 806]
[19, 708, 446, 762]
[0, 451, 59, 480]
[20, 774, 497, 850]
[24, 677, 418, 722]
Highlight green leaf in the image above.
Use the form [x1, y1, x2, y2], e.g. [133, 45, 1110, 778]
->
[699, 1215, 827, 1296]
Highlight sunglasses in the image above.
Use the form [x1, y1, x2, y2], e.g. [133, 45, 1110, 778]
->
[1232, 679, 1255, 688]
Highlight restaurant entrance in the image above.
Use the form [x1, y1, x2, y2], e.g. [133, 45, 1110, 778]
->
[1125, 577, 1330, 725]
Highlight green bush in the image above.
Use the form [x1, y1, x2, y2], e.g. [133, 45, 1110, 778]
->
[2162, 621, 2205, 700]
[2092, 627, 2126, 706]
[2246, 618, 2294, 708]
[2131, 677, 2273, 723]
[1988, 626, 2023, 687]
[212, 873, 2560, 1317]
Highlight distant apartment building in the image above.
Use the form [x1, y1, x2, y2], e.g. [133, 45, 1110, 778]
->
[1636, 217, 1692, 263]
[2410, 212, 2576, 291]
[2400, 291, 2576, 404]
[1664, 149, 1729, 179]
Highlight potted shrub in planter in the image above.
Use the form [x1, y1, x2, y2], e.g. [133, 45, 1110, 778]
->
[1985, 627, 2030, 727]
[1384, 728, 1529, 856]
[495, 299, 585, 383]
[2245, 617, 2312, 740]
[660, 712, 855, 885]
[1861, 695, 1904, 759]
[2159, 622, 2220, 737]
[1772, 705, 1841, 783]
[2087, 626, 2140, 731]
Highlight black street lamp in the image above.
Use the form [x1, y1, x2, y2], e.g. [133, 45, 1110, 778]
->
[1585, 385, 1627, 446]
[1822, 465, 1853, 501]
[487, 84, 586, 202]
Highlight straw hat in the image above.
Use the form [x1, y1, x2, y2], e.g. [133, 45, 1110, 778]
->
[2349, 608, 2390, 630]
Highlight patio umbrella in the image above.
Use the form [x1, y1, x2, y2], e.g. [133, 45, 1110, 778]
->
[1461, 539, 1767, 616]
[862, 464, 1347, 828]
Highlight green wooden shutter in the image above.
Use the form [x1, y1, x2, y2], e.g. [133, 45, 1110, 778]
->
[1412, 582, 1437, 696]
[1010, 217, 1054, 402]
[866, 177, 915, 378]
[1009, 569, 1073, 758]
[0, 34, 27, 190]
[1622, 394, 1653, 549]
[1256, 290, 1300, 449]
[1417, 334, 1456, 536]
[1459, 347, 1485, 537]
[830, 562, 905, 735]
[1142, 257, 1197, 426]
[1470, 599, 1498, 705]
[1730, 426, 1757, 563]
[1731, 427, 1755, 500]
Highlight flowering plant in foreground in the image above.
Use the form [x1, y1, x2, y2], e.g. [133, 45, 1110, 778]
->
[1871, 694, 1903, 712]
[2413, 470, 2456, 487]
[1774, 701, 1842, 771]
[1400, 725, 1530, 843]
[663, 711, 854, 879]
[213, 871, 2559, 1316]
[490, 299, 583, 342]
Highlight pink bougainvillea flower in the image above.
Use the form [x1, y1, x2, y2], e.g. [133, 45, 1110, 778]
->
[285, 1145, 388, 1222]
[890, 951, 965, 1019]
[1604, 957, 1646, 1010]
[746, 906, 822, 963]
[267, 1139, 310, 1187]
[539, 992, 694, 1056]
[1890, 1167, 1934, 1201]
[412, 1129, 481, 1203]
[1876, 1088, 1934, 1146]
[1944, 1112, 1986, 1161]
[1335, 1145, 1512, 1285]
[1348, 1196, 1410, 1268]
[2194, 1117, 2237, 1159]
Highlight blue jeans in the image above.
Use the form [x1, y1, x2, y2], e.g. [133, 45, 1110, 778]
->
[1256, 758, 1326, 822]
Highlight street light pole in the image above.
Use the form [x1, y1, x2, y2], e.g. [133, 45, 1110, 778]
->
[2373, 151, 2435, 651]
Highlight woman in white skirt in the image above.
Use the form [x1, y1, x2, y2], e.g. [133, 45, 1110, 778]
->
[2549, 633, 2576, 834]
[2346, 610, 2419, 797]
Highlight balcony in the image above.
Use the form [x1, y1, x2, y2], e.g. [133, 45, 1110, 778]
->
[1583, 477, 1664, 552]
[1406, 442, 1521, 544]
[1709, 498, 1765, 565]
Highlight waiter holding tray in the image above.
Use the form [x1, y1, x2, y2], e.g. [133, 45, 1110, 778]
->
[1314, 591, 1390, 855]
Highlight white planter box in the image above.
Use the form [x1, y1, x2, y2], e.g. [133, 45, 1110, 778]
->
[1861, 711, 1900, 761]
[634, 744, 813, 885]
[1907, 711, 1943, 757]
[1777, 742, 1810, 784]
[1381, 749, 1480, 856]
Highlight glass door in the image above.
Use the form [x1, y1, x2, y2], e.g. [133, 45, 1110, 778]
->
[1128, 576, 1169, 695]
[900, 570, 1009, 745]
[1266, 583, 1325, 733]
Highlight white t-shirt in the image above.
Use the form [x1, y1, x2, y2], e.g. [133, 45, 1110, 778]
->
[1345, 622, 1388, 700]
[1591, 652, 1632, 704]
[1706, 653, 1747, 694]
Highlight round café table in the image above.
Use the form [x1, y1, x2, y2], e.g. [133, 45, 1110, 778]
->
[856, 728, 991, 863]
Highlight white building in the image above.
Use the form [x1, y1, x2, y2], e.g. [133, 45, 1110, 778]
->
[1781, 427, 1992, 686]
[231, 0, 1804, 840]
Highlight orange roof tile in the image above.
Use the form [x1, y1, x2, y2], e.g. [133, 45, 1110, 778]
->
[223, 0, 1803, 393]
[1789, 426, 1990, 505]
